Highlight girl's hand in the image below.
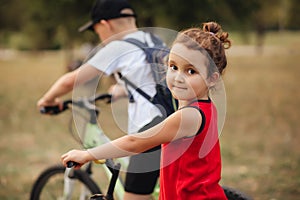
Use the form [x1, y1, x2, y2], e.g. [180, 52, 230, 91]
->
[61, 149, 94, 169]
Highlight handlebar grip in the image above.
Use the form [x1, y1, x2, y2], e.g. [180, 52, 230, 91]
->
[66, 161, 79, 168]
[93, 94, 112, 103]
[40, 101, 71, 115]
[40, 106, 61, 114]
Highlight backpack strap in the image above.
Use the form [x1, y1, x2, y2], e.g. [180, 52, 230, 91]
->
[123, 34, 168, 84]
[120, 34, 160, 104]
[123, 38, 153, 67]
[118, 72, 154, 104]
[123, 38, 148, 49]
[118, 72, 177, 117]
[119, 34, 174, 114]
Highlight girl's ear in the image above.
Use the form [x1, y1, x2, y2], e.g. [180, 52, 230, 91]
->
[208, 72, 220, 88]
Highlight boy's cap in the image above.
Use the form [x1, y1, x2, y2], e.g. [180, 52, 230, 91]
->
[79, 0, 136, 32]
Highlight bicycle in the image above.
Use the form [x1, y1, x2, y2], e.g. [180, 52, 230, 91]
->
[30, 93, 253, 200]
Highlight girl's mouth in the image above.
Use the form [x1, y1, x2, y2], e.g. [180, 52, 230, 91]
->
[173, 85, 187, 90]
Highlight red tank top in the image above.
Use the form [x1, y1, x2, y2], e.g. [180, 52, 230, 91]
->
[159, 99, 227, 200]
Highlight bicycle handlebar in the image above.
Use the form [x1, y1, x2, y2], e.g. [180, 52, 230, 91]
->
[66, 161, 78, 168]
[66, 159, 121, 200]
[66, 159, 115, 169]
[40, 93, 112, 115]
[43, 93, 119, 199]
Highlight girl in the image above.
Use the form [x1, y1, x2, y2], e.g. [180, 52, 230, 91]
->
[61, 21, 231, 199]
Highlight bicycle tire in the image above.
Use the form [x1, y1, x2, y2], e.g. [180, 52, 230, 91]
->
[222, 186, 253, 200]
[30, 164, 101, 200]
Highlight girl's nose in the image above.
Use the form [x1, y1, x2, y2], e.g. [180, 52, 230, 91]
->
[174, 72, 184, 83]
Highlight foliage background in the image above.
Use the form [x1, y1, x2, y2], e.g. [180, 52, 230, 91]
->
[1, 0, 300, 50]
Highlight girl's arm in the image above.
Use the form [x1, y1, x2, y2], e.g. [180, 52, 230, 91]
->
[61, 107, 202, 167]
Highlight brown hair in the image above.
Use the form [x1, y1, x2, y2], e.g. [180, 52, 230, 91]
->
[174, 22, 231, 76]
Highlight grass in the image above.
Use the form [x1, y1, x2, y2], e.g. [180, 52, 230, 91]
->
[221, 51, 300, 199]
[0, 31, 300, 199]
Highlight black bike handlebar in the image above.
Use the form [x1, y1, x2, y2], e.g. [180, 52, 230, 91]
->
[40, 93, 112, 115]
[66, 159, 121, 200]
[66, 161, 78, 168]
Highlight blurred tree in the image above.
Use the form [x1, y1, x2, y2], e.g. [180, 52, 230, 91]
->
[287, 0, 300, 29]
[0, 0, 24, 31]
[34, 0, 95, 49]
[131, 0, 258, 42]
[248, 0, 286, 52]
[0, 0, 299, 50]
[0, 0, 95, 50]
[130, 0, 157, 27]
[132, 0, 230, 30]
[0, 0, 26, 47]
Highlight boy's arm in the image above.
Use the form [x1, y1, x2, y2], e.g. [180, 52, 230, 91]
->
[37, 64, 103, 109]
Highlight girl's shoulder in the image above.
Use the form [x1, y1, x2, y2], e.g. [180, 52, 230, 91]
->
[171, 102, 206, 138]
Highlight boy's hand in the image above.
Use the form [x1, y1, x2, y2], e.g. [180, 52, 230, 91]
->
[108, 84, 127, 102]
[37, 97, 63, 112]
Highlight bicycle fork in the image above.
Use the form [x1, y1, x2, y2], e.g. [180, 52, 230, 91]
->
[63, 168, 75, 200]
[90, 160, 121, 200]
[63, 167, 91, 200]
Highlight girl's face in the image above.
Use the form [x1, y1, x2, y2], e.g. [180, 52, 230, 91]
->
[167, 43, 216, 106]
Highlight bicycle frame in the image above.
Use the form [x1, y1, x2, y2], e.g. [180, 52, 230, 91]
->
[79, 121, 129, 200]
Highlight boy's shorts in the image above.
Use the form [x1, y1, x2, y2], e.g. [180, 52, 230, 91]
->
[124, 116, 163, 195]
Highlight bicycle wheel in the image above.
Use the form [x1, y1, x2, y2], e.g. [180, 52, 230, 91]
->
[30, 164, 101, 200]
[222, 186, 253, 200]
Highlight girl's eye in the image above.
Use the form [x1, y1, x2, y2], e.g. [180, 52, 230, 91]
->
[187, 68, 196, 75]
[170, 64, 178, 71]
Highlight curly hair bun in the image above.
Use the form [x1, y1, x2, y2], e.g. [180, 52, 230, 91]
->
[203, 22, 231, 49]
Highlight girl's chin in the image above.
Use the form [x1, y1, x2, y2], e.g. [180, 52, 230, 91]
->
[173, 94, 198, 102]
[172, 87, 186, 94]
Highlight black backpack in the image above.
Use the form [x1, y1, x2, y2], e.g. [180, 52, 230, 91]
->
[118, 33, 178, 118]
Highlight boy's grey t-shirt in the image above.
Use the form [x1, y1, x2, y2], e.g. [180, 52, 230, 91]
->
[88, 31, 162, 134]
